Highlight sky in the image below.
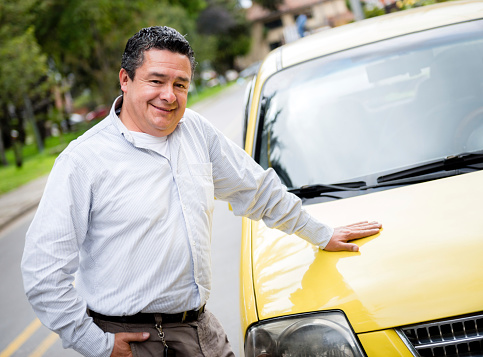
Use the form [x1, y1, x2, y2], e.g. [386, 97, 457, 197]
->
[239, 0, 252, 8]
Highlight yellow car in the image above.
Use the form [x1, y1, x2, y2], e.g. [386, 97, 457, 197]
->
[240, 1, 483, 356]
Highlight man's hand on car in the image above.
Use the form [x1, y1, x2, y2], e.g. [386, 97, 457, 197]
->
[324, 221, 382, 252]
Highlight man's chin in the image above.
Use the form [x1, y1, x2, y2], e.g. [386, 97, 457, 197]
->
[149, 121, 181, 136]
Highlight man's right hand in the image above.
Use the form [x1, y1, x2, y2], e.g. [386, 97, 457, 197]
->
[111, 332, 150, 357]
[324, 221, 382, 252]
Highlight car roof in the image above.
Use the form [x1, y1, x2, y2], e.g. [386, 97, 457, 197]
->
[260, 0, 483, 76]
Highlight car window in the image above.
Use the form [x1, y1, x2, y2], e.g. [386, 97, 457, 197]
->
[255, 19, 483, 190]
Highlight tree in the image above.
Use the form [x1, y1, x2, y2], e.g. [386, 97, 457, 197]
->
[197, 0, 251, 73]
[31, 0, 146, 104]
[0, 0, 249, 168]
[0, 23, 52, 165]
[0, 0, 247, 169]
[30, 0, 215, 104]
[167, 0, 207, 16]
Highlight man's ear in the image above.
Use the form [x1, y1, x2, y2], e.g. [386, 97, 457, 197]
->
[119, 68, 130, 94]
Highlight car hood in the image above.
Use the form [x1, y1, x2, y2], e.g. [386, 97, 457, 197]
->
[251, 170, 483, 333]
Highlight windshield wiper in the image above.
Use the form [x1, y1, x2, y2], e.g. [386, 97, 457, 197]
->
[289, 151, 483, 198]
[288, 181, 366, 198]
[377, 151, 483, 183]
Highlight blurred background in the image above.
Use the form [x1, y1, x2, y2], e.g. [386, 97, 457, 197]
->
[0, 0, 447, 192]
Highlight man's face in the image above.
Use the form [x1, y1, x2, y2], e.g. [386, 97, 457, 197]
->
[119, 49, 191, 137]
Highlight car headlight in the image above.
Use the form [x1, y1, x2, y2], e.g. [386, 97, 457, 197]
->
[245, 311, 365, 357]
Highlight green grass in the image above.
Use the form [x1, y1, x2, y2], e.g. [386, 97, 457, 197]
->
[0, 83, 234, 195]
[0, 127, 88, 195]
[187, 82, 234, 107]
[0, 154, 57, 194]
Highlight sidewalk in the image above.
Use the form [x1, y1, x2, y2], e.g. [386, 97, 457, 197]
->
[0, 174, 49, 231]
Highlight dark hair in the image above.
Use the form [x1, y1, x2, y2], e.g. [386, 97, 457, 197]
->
[121, 26, 196, 80]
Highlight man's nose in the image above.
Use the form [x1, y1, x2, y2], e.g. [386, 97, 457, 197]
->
[160, 85, 176, 103]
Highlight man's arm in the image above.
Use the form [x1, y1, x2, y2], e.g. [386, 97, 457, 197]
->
[200, 115, 381, 250]
[21, 155, 114, 357]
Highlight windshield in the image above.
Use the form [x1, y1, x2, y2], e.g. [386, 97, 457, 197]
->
[255, 20, 483, 189]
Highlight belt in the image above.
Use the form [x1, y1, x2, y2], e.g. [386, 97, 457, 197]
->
[88, 305, 205, 324]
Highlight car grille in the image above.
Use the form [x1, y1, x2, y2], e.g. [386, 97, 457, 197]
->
[398, 313, 483, 356]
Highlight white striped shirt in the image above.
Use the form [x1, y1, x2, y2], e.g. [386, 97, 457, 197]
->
[21, 96, 334, 357]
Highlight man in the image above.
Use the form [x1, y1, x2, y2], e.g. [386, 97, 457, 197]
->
[21, 26, 381, 357]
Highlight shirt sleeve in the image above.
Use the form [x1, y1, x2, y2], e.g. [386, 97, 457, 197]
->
[201, 116, 334, 249]
[21, 154, 114, 357]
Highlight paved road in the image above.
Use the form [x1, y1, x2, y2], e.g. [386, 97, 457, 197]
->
[0, 210, 80, 357]
[0, 81, 248, 357]
[191, 83, 246, 355]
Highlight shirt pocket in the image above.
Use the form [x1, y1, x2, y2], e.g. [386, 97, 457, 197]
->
[188, 163, 214, 213]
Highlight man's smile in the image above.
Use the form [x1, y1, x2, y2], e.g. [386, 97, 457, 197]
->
[151, 103, 175, 112]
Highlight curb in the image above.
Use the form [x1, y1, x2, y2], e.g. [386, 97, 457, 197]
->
[0, 175, 48, 231]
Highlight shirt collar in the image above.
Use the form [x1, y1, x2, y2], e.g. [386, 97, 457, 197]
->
[108, 95, 185, 144]
[109, 95, 134, 143]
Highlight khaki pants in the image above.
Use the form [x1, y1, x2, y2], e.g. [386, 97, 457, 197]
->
[93, 309, 236, 357]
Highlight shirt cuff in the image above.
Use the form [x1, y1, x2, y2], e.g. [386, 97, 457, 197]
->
[74, 322, 115, 357]
[296, 216, 334, 250]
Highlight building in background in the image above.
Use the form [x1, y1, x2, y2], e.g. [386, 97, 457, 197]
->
[238, 0, 353, 69]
